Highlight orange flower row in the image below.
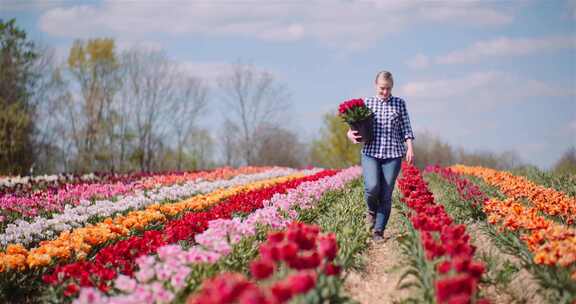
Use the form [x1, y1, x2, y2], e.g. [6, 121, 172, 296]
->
[451, 165, 576, 224]
[139, 166, 271, 188]
[0, 173, 306, 272]
[484, 198, 576, 280]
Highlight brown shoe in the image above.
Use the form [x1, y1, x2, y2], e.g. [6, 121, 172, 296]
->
[372, 230, 384, 241]
[365, 211, 376, 230]
[382, 230, 393, 242]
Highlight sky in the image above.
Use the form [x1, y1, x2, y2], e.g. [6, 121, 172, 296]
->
[1, 0, 575, 169]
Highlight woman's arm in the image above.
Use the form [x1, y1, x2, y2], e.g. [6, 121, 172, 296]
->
[405, 138, 414, 164]
[399, 101, 415, 141]
[400, 100, 415, 164]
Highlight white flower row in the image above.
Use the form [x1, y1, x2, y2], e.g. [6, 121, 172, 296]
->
[0, 173, 98, 189]
[1, 167, 314, 247]
[73, 166, 362, 304]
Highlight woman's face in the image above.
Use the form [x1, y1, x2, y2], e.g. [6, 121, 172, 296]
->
[375, 78, 393, 99]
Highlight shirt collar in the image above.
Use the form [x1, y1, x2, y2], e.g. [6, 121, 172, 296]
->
[375, 95, 392, 103]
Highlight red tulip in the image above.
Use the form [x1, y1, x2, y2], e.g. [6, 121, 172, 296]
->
[437, 260, 452, 274]
[299, 251, 321, 269]
[324, 262, 342, 276]
[446, 293, 471, 304]
[468, 262, 485, 279]
[260, 243, 281, 262]
[237, 287, 269, 304]
[250, 258, 275, 280]
[267, 231, 285, 244]
[287, 272, 316, 294]
[270, 281, 293, 303]
[279, 242, 298, 262]
[63, 283, 79, 297]
[317, 233, 338, 261]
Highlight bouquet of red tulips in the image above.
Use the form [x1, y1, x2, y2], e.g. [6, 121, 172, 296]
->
[338, 98, 374, 142]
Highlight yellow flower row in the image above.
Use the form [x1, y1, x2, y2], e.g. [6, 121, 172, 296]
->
[484, 198, 576, 280]
[451, 165, 576, 224]
[0, 172, 306, 272]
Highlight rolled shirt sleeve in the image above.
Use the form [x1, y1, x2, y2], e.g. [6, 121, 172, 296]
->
[400, 100, 415, 141]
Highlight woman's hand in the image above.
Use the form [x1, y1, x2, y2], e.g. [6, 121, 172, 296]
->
[347, 129, 362, 144]
[406, 147, 414, 164]
[405, 139, 414, 164]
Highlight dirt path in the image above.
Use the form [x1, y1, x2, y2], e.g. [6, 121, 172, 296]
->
[466, 222, 545, 304]
[344, 205, 412, 304]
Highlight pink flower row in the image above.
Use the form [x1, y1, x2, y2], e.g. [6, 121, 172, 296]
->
[72, 166, 362, 304]
[0, 167, 268, 222]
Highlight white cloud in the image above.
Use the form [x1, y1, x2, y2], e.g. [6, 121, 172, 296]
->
[435, 36, 576, 65]
[39, 5, 109, 38]
[38, 0, 514, 50]
[115, 40, 163, 52]
[415, 5, 512, 25]
[406, 53, 431, 69]
[398, 71, 575, 113]
[180, 61, 234, 84]
[179, 60, 278, 86]
[400, 71, 499, 99]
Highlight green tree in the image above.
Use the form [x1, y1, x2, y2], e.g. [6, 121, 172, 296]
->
[553, 147, 576, 175]
[0, 19, 38, 175]
[310, 113, 361, 168]
[66, 38, 121, 172]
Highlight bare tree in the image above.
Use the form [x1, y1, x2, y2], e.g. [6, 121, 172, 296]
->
[412, 131, 455, 169]
[31, 47, 74, 173]
[253, 123, 305, 167]
[218, 62, 290, 165]
[553, 147, 576, 174]
[220, 119, 241, 167]
[169, 76, 209, 171]
[121, 48, 178, 172]
[187, 128, 215, 169]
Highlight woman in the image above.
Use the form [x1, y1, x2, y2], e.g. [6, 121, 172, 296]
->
[346, 71, 415, 241]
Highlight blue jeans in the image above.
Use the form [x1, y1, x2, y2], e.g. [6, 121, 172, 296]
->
[361, 154, 402, 232]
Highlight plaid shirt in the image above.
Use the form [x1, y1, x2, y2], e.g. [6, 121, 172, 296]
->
[361, 95, 415, 159]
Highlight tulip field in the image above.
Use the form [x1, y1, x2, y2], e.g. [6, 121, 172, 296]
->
[0, 164, 574, 303]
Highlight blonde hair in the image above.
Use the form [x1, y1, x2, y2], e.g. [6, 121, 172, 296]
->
[374, 71, 394, 87]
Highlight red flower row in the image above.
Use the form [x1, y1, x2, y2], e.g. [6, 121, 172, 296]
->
[398, 163, 488, 304]
[425, 165, 488, 210]
[43, 170, 339, 296]
[188, 222, 341, 304]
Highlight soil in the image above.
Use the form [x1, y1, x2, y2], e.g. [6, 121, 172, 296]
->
[467, 222, 546, 304]
[344, 206, 413, 304]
